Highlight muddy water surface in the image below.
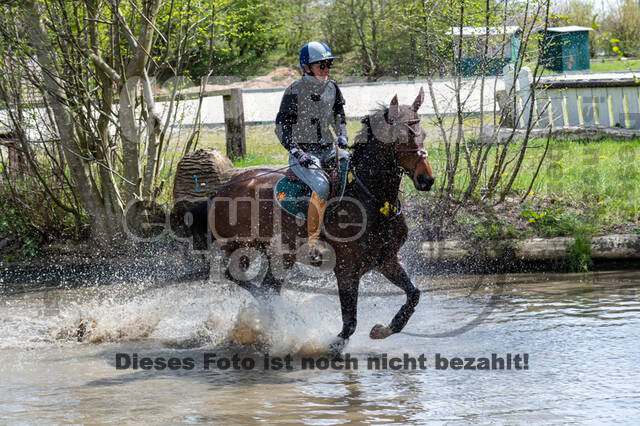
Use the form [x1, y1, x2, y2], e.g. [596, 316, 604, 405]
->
[1, 270, 639, 423]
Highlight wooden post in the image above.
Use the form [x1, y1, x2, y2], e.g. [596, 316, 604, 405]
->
[626, 87, 640, 129]
[580, 88, 596, 125]
[503, 65, 533, 129]
[593, 88, 609, 126]
[223, 88, 246, 160]
[140, 88, 248, 160]
[0, 132, 23, 179]
[501, 64, 518, 128]
[549, 90, 565, 127]
[517, 67, 532, 129]
[609, 87, 626, 128]
[565, 89, 580, 126]
[535, 91, 550, 128]
[496, 90, 516, 128]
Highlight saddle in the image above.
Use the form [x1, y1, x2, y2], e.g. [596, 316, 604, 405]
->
[274, 159, 349, 219]
[284, 168, 300, 182]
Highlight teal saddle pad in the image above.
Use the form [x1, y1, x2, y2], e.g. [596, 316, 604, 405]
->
[274, 159, 349, 219]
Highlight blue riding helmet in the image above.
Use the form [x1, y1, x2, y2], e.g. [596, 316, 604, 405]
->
[299, 41, 335, 70]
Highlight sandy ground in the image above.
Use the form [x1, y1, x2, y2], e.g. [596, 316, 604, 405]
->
[161, 68, 301, 93]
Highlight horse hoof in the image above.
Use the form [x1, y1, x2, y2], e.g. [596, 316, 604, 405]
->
[370, 324, 393, 339]
[328, 337, 347, 355]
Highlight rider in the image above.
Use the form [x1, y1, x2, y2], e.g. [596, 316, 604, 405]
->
[275, 41, 349, 261]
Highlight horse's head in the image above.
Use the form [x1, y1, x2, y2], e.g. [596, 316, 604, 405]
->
[386, 87, 435, 191]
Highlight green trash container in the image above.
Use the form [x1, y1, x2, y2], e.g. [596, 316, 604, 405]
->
[539, 26, 593, 72]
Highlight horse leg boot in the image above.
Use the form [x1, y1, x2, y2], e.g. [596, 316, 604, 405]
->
[307, 191, 330, 262]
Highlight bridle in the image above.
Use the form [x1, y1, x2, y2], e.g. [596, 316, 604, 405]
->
[355, 113, 429, 178]
[386, 116, 429, 179]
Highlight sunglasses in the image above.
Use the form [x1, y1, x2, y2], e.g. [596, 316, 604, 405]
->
[313, 60, 333, 70]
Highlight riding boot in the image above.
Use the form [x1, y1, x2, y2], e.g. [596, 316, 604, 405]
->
[307, 191, 329, 261]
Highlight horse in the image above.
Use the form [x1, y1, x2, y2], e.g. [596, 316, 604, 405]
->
[191, 88, 434, 352]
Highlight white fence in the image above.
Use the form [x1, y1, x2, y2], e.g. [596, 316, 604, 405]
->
[160, 77, 504, 126]
[503, 66, 640, 129]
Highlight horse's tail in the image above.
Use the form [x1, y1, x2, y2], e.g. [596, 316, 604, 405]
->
[189, 198, 215, 250]
[171, 197, 215, 250]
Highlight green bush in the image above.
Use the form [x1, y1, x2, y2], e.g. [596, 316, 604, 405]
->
[522, 208, 596, 238]
[569, 235, 593, 272]
[522, 207, 597, 271]
[471, 219, 517, 240]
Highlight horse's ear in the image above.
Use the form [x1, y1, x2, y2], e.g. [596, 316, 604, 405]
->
[412, 87, 424, 112]
[389, 95, 399, 121]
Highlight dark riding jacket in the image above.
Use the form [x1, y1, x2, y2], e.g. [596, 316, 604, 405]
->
[275, 75, 347, 154]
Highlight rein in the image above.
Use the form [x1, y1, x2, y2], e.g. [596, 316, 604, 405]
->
[348, 161, 403, 220]
[347, 111, 427, 220]
[196, 165, 291, 193]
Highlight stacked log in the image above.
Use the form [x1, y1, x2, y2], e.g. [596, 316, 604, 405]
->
[171, 147, 270, 215]
[171, 148, 274, 247]
[172, 148, 236, 208]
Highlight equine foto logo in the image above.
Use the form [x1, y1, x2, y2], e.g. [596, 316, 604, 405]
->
[121, 193, 505, 339]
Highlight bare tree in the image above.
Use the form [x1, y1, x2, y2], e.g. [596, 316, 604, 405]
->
[0, 0, 206, 244]
[400, 0, 554, 235]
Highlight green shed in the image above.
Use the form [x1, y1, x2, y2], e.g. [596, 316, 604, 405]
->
[448, 26, 521, 76]
[539, 26, 593, 73]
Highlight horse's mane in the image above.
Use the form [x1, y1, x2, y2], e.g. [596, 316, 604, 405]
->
[351, 106, 388, 165]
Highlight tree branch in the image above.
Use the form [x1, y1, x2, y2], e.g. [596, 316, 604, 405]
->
[88, 52, 121, 82]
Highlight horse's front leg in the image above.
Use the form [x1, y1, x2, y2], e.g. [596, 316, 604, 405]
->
[371, 257, 420, 339]
[329, 273, 360, 354]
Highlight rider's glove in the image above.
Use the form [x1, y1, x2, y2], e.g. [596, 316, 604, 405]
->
[291, 148, 314, 168]
[335, 135, 348, 149]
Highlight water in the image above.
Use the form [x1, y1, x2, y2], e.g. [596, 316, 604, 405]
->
[1, 270, 639, 423]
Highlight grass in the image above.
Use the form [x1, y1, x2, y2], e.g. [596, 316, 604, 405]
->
[590, 58, 640, 73]
[471, 219, 518, 241]
[522, 58, 640, 75]
[420, 134, 639, 227]
[569, 235, 593, 272]
[513, 138, 640, 223]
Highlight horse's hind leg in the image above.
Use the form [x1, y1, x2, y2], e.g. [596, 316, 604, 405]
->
[221, 248, 293, 298]
[371, 257, 420, 339]
[219, 247, 268, 298]
[259, 252, 295, 294]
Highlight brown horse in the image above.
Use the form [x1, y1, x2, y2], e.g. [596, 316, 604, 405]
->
[192, 88, 434, 352]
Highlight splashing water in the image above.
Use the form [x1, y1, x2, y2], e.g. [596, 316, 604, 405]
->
[0, 277, 342, 355]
